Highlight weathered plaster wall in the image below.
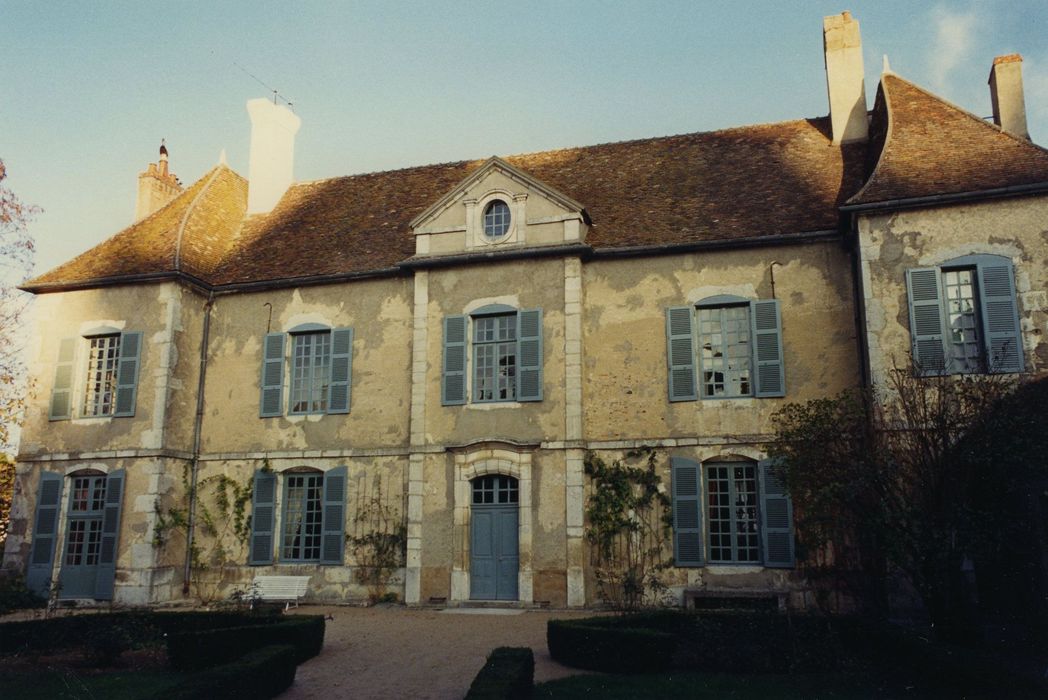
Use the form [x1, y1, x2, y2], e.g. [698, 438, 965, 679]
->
[199, 277, 414, 454]
[582, 242, 860, 442]
[857, 195, 1048, 384]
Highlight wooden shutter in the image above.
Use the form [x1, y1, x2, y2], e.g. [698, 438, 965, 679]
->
[49, 338, 76, 421]
[320, 466, 347, 565]
[442, 315, 467, 405]
[517, 309, 543, 401]
[26, 471, 63, 596]
[259, 333, 286, 417]
[671, 457, 704, 566]
[977, 260, 1024, 373]
[114, 332, 143, 417]
[751, 300, 785, 397]
[759, 460, 794, 568]
[327, 328, 354, 414]
[95, 469, 125, 600]
[905, 268, 947, 374]
[665, 307, 697, 401]
[249, 471, 276, 565]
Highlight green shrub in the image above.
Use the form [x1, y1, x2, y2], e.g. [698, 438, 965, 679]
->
[167, 615, 325, 671]
[0, 611, 162, 656]
[466, 647, 534, 699]
[161, 644, 298, 700]
[547, 617, 676, 673]
[0, 573, 45, 615]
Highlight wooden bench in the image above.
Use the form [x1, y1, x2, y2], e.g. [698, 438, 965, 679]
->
[683, 588, 788, 612]
[251, 575, 311, 611]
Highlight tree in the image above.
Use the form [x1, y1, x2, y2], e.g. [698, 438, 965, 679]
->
[0, 158, 37, 452]
[768, 368, 1027, 639]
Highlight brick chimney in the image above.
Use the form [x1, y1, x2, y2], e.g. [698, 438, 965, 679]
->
[135, 140, 183, 221]
[988, 54, 1029, 140]
[823, 11, 869, 145]
[247, 98, 302, 214]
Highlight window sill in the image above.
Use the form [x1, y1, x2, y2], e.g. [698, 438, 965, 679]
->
[465, 401, 524, 411]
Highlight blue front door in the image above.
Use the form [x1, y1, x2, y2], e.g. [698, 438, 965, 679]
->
[60, 475, 106, 598]
[470, 475, 519, 601]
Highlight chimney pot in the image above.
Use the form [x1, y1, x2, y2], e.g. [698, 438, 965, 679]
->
[135, 142, 183, 221]
[988, 54, 1029, 140]
[247, 99, 302, 214]
[823, 11, 869, 145]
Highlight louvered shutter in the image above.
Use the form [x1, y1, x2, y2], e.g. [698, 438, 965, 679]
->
[327, 328, 354, 414]
[751, 300, 785, 397]
[517, 309, 543, 401]
[249, 471, 276, 565]
[320, 466, 347, 565]
[260, 333, 286, 417]
[665, 307, 697, 401]
[113, 332, 143, 417]
[26, 471, 63, 596]
[95, 469, 125, 599]
[672, 457, 704, 566]
[759, 460, 794, 568]
[905, 268, 947, 374]
[977, 260, 1024, 373]
[49, 338, 77, 421]
[442, 315, 467, 405]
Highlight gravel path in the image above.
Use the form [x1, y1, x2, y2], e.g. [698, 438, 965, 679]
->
[282, 606, 596, 699]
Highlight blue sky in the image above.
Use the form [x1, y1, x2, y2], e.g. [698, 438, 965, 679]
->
[3, 0, 1048, 275]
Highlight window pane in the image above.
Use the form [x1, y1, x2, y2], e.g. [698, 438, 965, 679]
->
[706, 463, 760, 563]
[943, 269, 983, 373]
[699, 307, 751, 398]
[473, 314, 517, 402]
[483, 200, 511, 240]
[282, 473, 323, 561]
[84, 335, 121, 416]
[291, 332, 331, 413]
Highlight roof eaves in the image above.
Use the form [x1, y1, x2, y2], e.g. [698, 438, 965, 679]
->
[840, 180, 1048, 213]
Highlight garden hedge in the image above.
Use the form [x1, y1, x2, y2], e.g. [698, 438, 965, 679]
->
[160, 644, 299, 700]
[166, 614, 326, 671]
[465, 646, 534, 700]
[547, 617, 676, 674]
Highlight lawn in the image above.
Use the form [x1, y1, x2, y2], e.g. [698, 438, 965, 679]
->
[0, 669, 182, 700]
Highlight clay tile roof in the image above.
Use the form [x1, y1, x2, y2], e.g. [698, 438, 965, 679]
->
[214, 117, 864, 285]
[25, 166, 247, 290]
[848, 73, 1048, 206]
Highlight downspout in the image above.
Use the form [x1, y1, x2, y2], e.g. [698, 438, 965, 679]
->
[847, 211, 872, 387]
[183, 290, 215, 595]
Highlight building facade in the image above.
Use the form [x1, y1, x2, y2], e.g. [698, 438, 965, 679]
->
[4, 13, 1048, 608]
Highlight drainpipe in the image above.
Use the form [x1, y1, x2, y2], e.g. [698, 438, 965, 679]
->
[183, 290, 215, 595]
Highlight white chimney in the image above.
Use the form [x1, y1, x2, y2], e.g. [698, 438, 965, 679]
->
[823, 11, 868, 145]
[988, 54, 1030, 140]
[247, 98, 302, 214]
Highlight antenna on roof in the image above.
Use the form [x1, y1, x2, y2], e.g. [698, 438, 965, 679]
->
[233, 61, 295, 111]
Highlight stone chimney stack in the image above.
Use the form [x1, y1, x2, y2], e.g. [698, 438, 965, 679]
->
[988, 54, 1030, 140]
[823, 11, 869, 145]
[135, 140, 183, 221]
[247, 98, 302, 214]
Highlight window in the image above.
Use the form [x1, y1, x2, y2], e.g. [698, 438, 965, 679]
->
[906, 255, 1023, 375]
[260, 327, 353, 417]
[442, 307, 543, 405]
[671, 457, 794, 568]
[248, 467, 346, 566]
[482, 200, 511, 240]
[49, 331, 143, 421]
[665, 297, 784, 402]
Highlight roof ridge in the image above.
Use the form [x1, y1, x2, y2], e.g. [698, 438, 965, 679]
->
[173, 165, 226, 272]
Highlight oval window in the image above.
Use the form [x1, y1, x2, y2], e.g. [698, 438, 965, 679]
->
[482, 200, 511, 240]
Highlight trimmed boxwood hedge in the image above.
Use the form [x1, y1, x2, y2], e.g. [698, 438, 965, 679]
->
[465, 646, 534, 699]
[547, 617, 677, 674]
[160, 644, 298, 700]
[167, 615, 325, 671]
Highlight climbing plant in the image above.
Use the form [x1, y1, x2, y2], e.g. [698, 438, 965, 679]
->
[347, 478, 406, 603]
[584, 449, 673, 610]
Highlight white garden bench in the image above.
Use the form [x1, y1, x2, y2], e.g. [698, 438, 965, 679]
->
[251, 575, 311, 611]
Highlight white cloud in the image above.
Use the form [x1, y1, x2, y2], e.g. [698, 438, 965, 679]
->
[928, 5, 979, 93]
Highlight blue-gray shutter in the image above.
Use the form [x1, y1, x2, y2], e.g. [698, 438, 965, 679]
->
[671, 457, 704, 566]
[905, 268, 947, 374]
[114, 332, 143, 417]
[320, 466, 347, 565]
[327, 328, 354, 414]
[260, 333, 286, 417]
[759, 459, 794, 568]
[95, 469, 125, 600]
[977, 260, 1024, 373]
[26, 471, 63, 596]
[665, 307, 697, 401]
[249, 471, 277, 565]
[442, 315, 467, 405]
[517, 309, 543, 401]
[49, 338, 76, 421]
[751, 300, 785, 397]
